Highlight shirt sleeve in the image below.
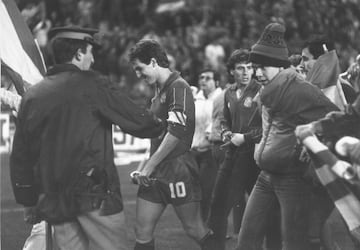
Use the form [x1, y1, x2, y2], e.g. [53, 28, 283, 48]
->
[166, 84, 192, 139]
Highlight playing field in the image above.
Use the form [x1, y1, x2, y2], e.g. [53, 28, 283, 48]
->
[1, 154, 237, 250]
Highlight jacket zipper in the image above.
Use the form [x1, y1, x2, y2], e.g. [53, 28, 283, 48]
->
[258, 115, 273, 167]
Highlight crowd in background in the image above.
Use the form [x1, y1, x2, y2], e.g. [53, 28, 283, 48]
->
[3, 1, 360, 249]
[17, 0, 360, 104]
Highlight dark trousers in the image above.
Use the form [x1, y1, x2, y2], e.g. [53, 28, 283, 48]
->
[207, 145, 259, 250]
[236, 171, 311, 250]
[192, 149, 219, 221]
[211, 141, 225, 171]
[322, 208, 360, 250]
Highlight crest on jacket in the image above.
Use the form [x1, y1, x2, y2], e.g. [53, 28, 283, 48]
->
[244, 96, 253, 108]
[160, 93, 166, 104]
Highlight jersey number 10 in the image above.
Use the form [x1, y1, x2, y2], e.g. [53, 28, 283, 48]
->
[169, 182, 186, 198]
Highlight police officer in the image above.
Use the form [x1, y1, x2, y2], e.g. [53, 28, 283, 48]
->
[10, 26, 165, 250]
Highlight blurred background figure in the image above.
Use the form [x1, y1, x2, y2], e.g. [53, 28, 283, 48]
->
[341, 54, 360, 93]
[191, 69, 222, 221]
[289, 54, 306, 78]
[301, 35, 357, 109]
[10, 0, 360, 106]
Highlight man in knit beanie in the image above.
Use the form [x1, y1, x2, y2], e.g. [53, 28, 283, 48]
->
[249, 22, 290, 68]
[235, 23, 338, 250]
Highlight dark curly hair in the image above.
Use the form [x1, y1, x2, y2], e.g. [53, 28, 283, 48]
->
[226, 49, 250, 74]
[128, 39, 169, 68]
[303, 35, 335, 59]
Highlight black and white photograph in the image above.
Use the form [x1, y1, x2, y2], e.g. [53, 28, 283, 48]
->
[1, 0, 360, 249]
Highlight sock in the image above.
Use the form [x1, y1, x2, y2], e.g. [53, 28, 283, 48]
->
[134, 239, 155, 250]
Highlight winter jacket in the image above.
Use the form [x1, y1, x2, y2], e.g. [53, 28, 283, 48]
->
[10, 64, 165, 223]
[255, 68, 338, 175]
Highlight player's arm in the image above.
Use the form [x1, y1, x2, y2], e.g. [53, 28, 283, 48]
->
[140, 132, 179, 177]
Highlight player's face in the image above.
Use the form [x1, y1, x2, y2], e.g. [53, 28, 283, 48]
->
[301, 47, 316, 75]
[231, 62, 253, 86]
[131, 58, 157, 85]
[198, 71, 216, 97]
[79, 44, 94, 70]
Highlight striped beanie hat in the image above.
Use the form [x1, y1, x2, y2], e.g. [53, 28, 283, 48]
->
[250, 23, 290, 68]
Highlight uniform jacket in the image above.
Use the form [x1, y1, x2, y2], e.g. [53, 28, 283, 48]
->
[10, 64, 165, 223]
[221, 79, 262, 148]
[255, 68, 338, 175]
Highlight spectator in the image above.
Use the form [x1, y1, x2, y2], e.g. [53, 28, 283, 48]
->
[207, 49, 263, 250]
[289, 54, 306, 79]
[301, 35, 357, 108]
[295, 94, 360, 248]
[191, 69, 222, 220]
[236, 23, 338, 250]
[204, 37, 226, 71]
[341, 54, 360, 93]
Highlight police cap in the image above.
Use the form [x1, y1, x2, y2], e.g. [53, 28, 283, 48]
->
[48, 26, 101, 47]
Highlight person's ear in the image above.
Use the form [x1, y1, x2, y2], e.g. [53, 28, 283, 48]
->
[75, 49, 82, 61]
[215, 80, 220, 88]
[150, 58, 157, 67]
[230, 69, 234, 76]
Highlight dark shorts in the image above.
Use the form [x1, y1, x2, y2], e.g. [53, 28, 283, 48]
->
[137, 152, 202, 206]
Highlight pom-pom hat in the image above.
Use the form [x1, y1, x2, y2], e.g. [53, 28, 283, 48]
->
[250, 23, 290, 68]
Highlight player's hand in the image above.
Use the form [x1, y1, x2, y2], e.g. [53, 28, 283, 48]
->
[130, 171, 154, 186]
[230, 133, 245, 147]
[23, 206, 40, 224]
[130, 170, 141, 184]
[136, 174, 153, 187]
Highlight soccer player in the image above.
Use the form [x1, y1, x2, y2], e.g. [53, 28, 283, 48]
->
[129, 39, 214, 250]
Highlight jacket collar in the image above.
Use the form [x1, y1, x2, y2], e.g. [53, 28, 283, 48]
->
[157, 71, 180, 94]
[47, 64, 81, 76]
[260, 68, 298, 111]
